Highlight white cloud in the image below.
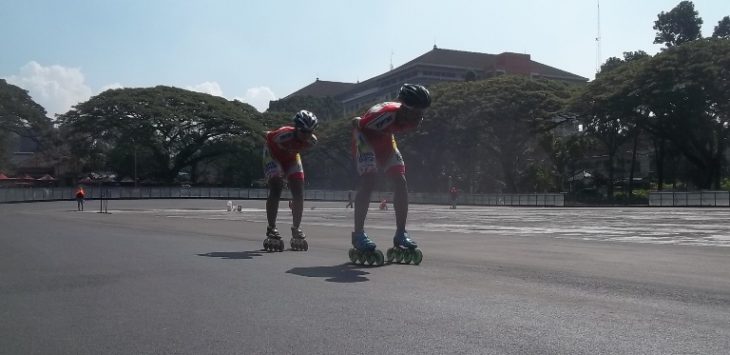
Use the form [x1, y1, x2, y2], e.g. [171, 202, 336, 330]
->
[5, 61, 93, 117]
[235, 86, 277, 112]
[186, 81, 224, 97]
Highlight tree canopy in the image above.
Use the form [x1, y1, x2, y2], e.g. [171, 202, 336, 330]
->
[653, 1, 703, 47]
[713, 16, 730, 38]
[57, 86, 265, 184]
[407, 76, 574, 193]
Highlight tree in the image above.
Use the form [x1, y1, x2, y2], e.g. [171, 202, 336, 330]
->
[573, 53, 651, 200]
[0, 79, 55, 171]
[634, 39, 730, 189]
[58, 86, 265, 184]
[653, 1, 703, 48]
[0, 79, 52, 146]
[414, 76, 573, 193]
[713, 16, 730, 38]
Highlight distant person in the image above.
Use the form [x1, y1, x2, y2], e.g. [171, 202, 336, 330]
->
[75, 186, 85, 211]
[450, 186, 459, 209]
[262, 110, 319, 252]
[379, 199, 388, 211]
[349, 83, 431, 265]
[345, 190, 354, 208]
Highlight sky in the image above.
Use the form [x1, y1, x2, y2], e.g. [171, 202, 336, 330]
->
[1, 0, 728, 117]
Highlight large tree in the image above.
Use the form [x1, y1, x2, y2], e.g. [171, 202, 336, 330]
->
[653, 1, 703, 48]
[411, 76, 573, 193]
[58, 86, 265, 184]
[0, 79, 54, 171]
[634, 38, 730, 189]
[575, 52, 652, 199]
[0, 79, 52, 144]
[713, 16, 730, 38]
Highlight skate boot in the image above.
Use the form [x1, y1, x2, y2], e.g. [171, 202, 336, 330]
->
[263, 226, 285, 252]
[386, 230, 423, 265]
[348, 231, 384, 266]
[290, 226, 309, 251]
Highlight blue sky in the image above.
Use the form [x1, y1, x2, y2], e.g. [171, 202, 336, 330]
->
[1, 0, 728, 116]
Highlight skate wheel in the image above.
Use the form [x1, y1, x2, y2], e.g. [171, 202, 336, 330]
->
[412, 249, 423, 265]
[374, 250, 385, 266]
[394, 249, 404, 263]
[366, 254, 375, 265]
[279, 240, 285, 252]
[357, 252, 367, 264]
[403, 249, 413, 264]
[348, 248, 358, 263]
[302, 240, 308, 251]
[386, 248, 395, 263]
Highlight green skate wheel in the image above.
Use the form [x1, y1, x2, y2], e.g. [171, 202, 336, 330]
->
[394, 249, 404, 263]
[302, 240, 308, 251]
[412, 249, 423, 265]
[374, 250, 385, 266]
[278, 240, 285, 252]
[386, 248, 395, 263]
[366, 253, 375, 265]
[348, 248, 357, 263]
[263, 239, 269, 250]
[403, 249, 413, 264]
[357, 252, 366, 264]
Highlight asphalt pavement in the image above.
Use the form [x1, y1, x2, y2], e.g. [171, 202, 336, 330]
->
[1, 199, 729, 354]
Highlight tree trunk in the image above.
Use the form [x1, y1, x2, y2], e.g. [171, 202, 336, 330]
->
[628, 131, 640, 199]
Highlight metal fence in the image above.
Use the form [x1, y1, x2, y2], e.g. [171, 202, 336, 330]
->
[649, 191, 730, 207]
[0, 187, 565, 207]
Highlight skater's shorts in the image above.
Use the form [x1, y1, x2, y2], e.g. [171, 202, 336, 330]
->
[263, 144, 304, 181]
[353, 130, 405, 176]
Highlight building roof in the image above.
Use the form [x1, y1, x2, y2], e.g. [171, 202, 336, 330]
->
[282, 46, 589, 103]
[284, 79, 356, 99]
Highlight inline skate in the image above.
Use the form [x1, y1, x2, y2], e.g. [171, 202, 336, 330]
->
[290, 226, 309, 251]
[348, 231, 384, 266]
[386, 230, 423, 265]
[263, 226, 285, 252]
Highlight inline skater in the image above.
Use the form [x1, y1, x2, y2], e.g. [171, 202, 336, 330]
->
[349, 83, 431, 265]
[262, 110, 318, 251]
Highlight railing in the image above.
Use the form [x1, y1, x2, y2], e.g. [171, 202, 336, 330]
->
[0, 187, 565, 207]
[649, 191, 730, 207]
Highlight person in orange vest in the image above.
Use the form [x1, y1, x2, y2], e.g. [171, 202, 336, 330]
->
[75, 186, 86, 211]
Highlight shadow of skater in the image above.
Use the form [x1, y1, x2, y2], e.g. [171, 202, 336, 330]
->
[286, 264, 374, 283]
[197, 250, 264, 260]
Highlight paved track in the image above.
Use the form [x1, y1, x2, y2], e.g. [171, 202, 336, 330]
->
[1, 200, 729, 354]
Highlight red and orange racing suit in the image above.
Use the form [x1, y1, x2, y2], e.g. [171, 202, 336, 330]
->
[263, 126, 316, 181]
[352, 102, 420, 176]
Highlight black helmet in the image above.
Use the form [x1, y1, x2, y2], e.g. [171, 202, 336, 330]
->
[397, 84, 431, 109]
[292, 110, 319, 131]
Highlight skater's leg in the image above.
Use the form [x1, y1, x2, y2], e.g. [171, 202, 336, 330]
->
[390, 174, 408, 233]
[288, 177, 304, 228]
[354, 173, 376, 233]
[266, 177, 284, 228]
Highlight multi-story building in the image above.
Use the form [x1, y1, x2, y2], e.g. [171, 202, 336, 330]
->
[276, 45, 588, 116]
